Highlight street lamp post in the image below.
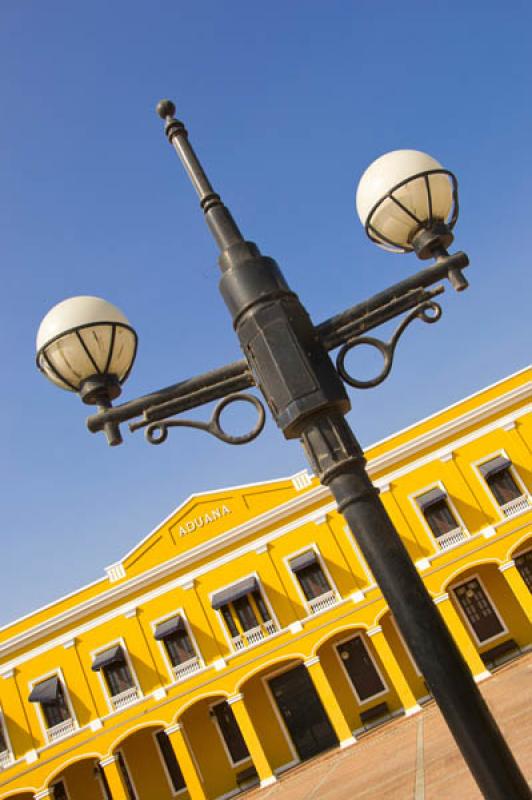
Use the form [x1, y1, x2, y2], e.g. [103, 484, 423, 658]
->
[36, 101, 530, 800]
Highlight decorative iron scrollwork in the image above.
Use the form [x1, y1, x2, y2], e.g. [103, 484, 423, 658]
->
[136, 392, 266, 446]
[336, 300, 442, 389]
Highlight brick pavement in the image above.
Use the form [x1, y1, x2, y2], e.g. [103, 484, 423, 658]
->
[243, 652, 532, 800]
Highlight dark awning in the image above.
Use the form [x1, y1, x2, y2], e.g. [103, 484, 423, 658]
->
[290, 551, 318, 572]
[211, 577, 258, 610]
[28, 676, 61, 704]
[91, 645, 125, 672]
[417, 488, 446, 510]
[154, 616, 185, 641]
[479, 456, 511, 478]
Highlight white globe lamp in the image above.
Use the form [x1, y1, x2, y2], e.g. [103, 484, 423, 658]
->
[356, 150, 458, 258]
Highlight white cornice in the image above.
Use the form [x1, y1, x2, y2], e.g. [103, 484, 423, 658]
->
[0, 371, 530, 663]
[368, 382, 531, 475]
[0, 488, 330, 661]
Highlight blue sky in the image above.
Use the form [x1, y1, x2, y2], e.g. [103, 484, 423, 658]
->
[1, 1, 531, 624]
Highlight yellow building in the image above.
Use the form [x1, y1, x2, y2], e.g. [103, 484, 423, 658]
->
[1, 368, 531, 800]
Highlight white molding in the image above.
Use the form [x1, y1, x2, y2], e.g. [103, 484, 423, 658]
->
[213, 659, 227, 671]
[63, 638, 76, 649]
[25, 749, 38, 764]
[482, 526, 497, 539]
[303, 656, 320, 668]
[440, 452, 454, 463]
[404, 705, 422, 717]
[499, 560, 516, 573]
[124, 608, 138, 619]
[152, 687, 167, 701]
[0, 374, 529, 664]
[350, 591, 365, 604]
[89, 718, 103, 732]
[255, 544, 269, 555]
[433, 593, 449, 605]
[372, 401, 532, 489]
[292, 470, 312, 491]
[502, 421, 517, 432]
[369, 381, 532, 474]
[415, 559, 431, 572]
[182, 581, 195, 591]
[105, 562, 126, 582]
[34, 790, 52, 800]
[367, 625, 382, 638]
[0, 485, 332, 662]
[227, 693, 244, 706]
[339, 736, 357, 748]
[313, 514, 328, 525]
[260, 776, 277, 787]
[100, 754, 118, 768]
[474, 671, 492, 684]
[288, 622, 303, 634]
[165, 723, 182, 736]
[0, 670, 15, 680]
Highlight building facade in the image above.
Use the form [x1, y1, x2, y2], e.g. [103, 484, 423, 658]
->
[1, 368, 531, 800]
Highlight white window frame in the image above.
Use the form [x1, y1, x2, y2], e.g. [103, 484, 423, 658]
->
[410, 481, 468, 552]
[334, 632, 390, 706]
[514, 547, 532, 589]
[472, 450, 530, 520]
[283, 544, 340, 616]
[90, 637, 142, 714]
[209, 572, 278, 652]
[152, 729, 187, 797]
[50, 776, 70, 800]
[27, 668, 78, 745]
[0, 708, 13, 766]
[115, 748, 139, 800]
[450, 572, 509, 647]
[208, 699, 252, 768]
[261, 663, 301, 765]
[150, 609, 203, 685]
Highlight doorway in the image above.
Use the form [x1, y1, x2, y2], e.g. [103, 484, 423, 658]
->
[268, 665, 338, 761]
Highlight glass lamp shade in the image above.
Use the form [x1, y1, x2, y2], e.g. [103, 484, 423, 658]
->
[36, 296, 137, 392]
[356, 150, 454, 252]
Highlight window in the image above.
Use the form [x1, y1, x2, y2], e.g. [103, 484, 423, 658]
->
[28, 676, 74, 739]
[51, 781, 68, 800]
[212, 578, 276, 649]
[211, 702, 249, 765]
[453, 578, 505, 643]
[416, 488, 464, 549]
[156, 730, 186, 793]
[0, 715, 11, 767]
[116, 752, 137, 800]
[290, 551, 331, 600]
[154, 616, 200, 680]
[479, 456, 527, 515]
[515, 551, 532, 592]
[92, 645, 138, 709]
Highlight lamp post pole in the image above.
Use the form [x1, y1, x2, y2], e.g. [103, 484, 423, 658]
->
[36, 101, 531, 800]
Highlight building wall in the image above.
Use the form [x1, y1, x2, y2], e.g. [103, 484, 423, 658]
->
[0, 367, 531, 800]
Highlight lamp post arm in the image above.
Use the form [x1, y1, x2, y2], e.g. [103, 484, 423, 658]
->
[86, 359, 253, 434]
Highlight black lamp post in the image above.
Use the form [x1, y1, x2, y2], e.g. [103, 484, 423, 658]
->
[36, 101, 530, 800]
